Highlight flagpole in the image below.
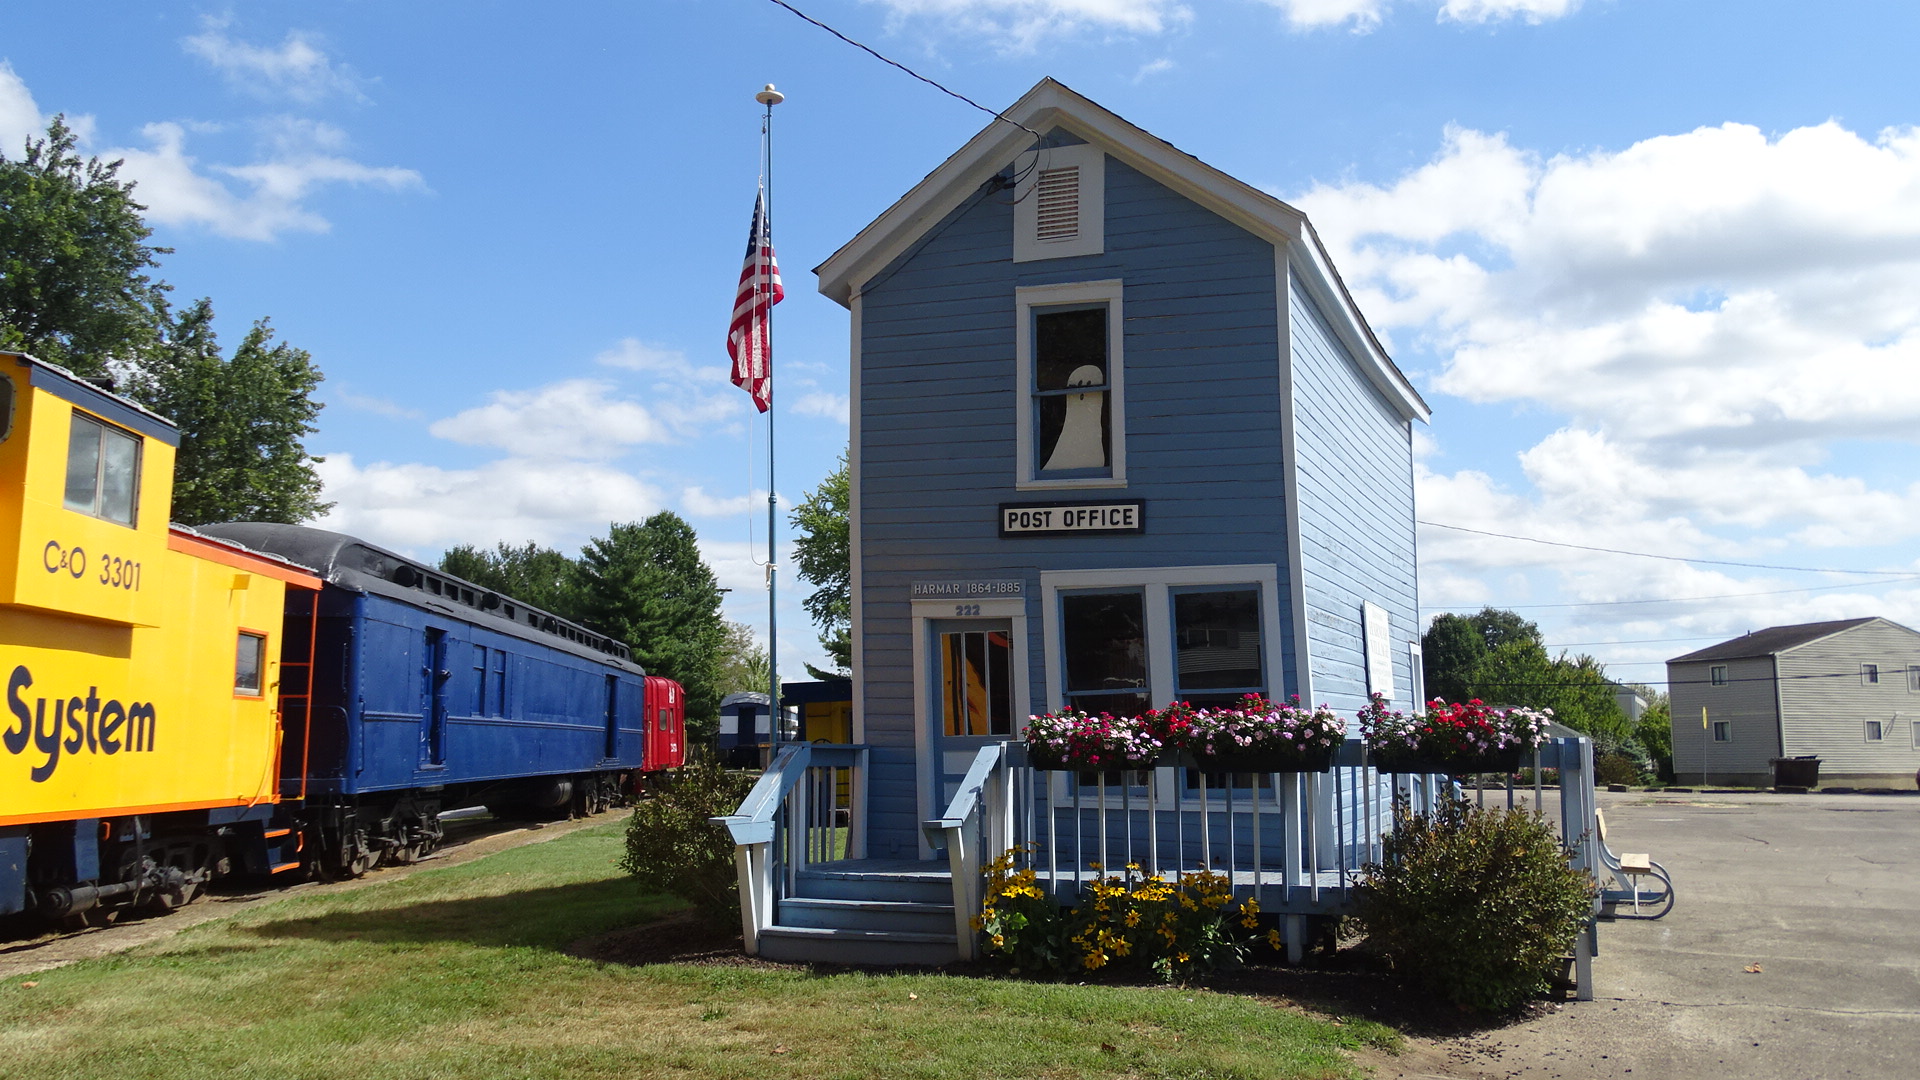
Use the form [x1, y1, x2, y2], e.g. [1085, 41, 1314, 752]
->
[757, 83, 785, 757]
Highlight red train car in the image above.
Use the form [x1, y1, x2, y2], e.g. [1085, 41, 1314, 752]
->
[641, 675, 687, 776]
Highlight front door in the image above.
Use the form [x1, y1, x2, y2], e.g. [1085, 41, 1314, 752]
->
[929, 618, 1016, 809]
[422, 627, 450, 767]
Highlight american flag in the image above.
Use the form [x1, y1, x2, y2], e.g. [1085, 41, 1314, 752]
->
[728, 189, 783, 413]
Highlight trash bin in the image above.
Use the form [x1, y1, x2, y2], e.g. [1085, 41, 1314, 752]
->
[1770, 756, 1820, 788]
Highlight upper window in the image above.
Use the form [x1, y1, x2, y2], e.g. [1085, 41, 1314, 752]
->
[0, 373, 14, 442]
[1712, 721, 1731, 743]
[1013, 143, 1104, 262]
[1709, 665, 1728, 686]
[1016, 281, 1126, 489]
[1060, 590, 1150, 718]
[64, 411, 141, 526]
[1862, 663, 1881, 686]
[235, 632, 266, 696]
[1865, 720, 1884, 742]
[1909, 666, 1920, 693]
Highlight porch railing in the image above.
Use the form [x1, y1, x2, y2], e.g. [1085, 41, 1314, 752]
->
[927, 736, 1601, 985]
[711, 742, 869, 954]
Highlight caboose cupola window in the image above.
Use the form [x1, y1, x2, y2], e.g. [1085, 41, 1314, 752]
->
[63, 411, 141, 526]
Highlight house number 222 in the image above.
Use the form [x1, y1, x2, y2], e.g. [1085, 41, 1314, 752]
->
[953, 604, 982, 617]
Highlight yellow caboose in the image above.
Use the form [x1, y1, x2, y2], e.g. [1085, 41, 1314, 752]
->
[0, 352, 318, 921]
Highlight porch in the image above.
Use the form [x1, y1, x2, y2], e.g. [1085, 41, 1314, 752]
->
[715, 737, 1618, 995]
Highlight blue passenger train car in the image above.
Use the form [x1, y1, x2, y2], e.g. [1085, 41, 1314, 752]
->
[204, 523, 661, 876]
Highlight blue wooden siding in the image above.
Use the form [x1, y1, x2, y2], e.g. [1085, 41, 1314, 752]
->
[856, 146, 1297, 858]
[1287, 275, 1420, 715]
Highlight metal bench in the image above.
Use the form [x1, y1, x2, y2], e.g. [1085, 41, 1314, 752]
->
[1595, 808, 1673, 919]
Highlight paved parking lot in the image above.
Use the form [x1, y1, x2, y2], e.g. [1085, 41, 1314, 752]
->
[1390, 788, 1920, 1079]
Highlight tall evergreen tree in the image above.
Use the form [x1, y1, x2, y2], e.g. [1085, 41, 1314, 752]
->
[575, 513, 727, 729]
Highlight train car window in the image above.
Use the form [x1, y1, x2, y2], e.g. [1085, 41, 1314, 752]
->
[235, 632, 266, 695]
[0, 374, 13, 441]
[63, 411, 142, 525]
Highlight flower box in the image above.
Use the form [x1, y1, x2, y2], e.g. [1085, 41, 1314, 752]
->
[1370, 747, 1523, 776]
[1187, 746, 1336, 774]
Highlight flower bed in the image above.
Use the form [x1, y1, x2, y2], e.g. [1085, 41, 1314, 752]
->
[1357, 694, 1549, 775]
[1023, 708, 1162, 771]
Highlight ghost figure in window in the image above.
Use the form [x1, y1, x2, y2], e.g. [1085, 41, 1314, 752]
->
[1043, 364, 1107, 472]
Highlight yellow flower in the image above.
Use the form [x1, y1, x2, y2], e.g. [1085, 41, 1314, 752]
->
[1176, 951, 1190, 964]
[1266, 929, 1283, 950]
[1124, 910, 1141, 927]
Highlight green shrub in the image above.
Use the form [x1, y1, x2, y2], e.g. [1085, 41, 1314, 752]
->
[977, 852, 1275, 982]
[1595, 752, 1645, 787]
[620, 757, 756, 931]
[1355, 796, 1596, 1012]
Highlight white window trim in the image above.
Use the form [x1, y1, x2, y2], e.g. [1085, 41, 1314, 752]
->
[1040, 564, 1282, 806]
[1865, 719, 1885, 743]
[1013, 143, 1104, 262]
[909, 596, 1031, 858]
[1407, 641, 1426, 710]
[1861, 663, 1881, 686]
[1015, 280, 1127, 491]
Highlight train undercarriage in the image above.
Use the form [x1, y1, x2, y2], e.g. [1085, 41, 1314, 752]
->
[1, 769, 636, 927]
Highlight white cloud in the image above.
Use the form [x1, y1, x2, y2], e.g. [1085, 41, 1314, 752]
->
[684, 486, 771, 518]
[105, 119, 423, 241]
[1295, 118, 1920, 653]
[790, 391, 851, 425]
[1256, 0, 1578, 32]
[314, 453, 666, 552]
[333, 386, 423, 420]
[0, 62, 42, 151]
[865, 0, 1190, 51]
[182, 17, 367, 104]
[1134, 57, 1176, 82]
[428, 379, 680, 459]
[1257, 0, 1389, 31]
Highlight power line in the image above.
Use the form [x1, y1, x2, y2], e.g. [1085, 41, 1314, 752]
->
[762, 0, 1043, 140]
[1421, 574, 1920, 611]
[1419, 520, 1909, 576]
[1545, 635, 1726, 647]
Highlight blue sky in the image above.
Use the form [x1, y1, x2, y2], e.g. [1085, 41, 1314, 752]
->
[5, 1, 1918, 689]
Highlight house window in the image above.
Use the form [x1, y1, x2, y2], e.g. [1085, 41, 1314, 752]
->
[1013, 142, 1104, 262]
[235, 632, 266, 696]
[64, 411, 141, 526]
[1912, 720, 1920, 748]
[1710, 665, 1728, 686]
[1862, 663, 1880, 685]
[1015, 281, 1126, 489]
[1711, 721, 1731, 743]
[1865, 720, 1885, 742]
[1171, 588, 1263, 707]
[0, 373, 14, 442]
[1408, 642, 1428, 708]
[1909, 666, 1920, 693]
[1059, 590, 1150, 718]
[940, 627, 1013, 737]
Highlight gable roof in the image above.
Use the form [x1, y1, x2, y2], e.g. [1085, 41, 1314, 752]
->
[813, 78, 1429, 424]
[1669, 618, 1884, 663]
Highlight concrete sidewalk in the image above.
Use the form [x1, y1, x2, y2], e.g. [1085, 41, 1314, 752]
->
[1381, 788, 1920, 1079]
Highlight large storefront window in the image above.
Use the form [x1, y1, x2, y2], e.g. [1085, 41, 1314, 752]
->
[1060, 590, 1150, 717]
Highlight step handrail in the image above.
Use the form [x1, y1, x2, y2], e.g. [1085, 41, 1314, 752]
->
[922, 742, 1011, 962]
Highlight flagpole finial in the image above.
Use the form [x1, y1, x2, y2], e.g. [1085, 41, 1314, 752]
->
[756, 84, 786, 106]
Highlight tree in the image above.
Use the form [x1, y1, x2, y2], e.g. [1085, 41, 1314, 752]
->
[714, 620, 772, 697]
[137, 300, 328, 525]
[1421, 613, 1486, 704]
[575, 513, 727, 732]
[2, 118, 329, 525]
[0, 117, 168, 375]
[439, 540, 585, 620]
[790, 450, 850, 678]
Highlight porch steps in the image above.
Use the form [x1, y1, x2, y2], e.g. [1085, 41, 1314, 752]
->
[756, 860, 961, 965]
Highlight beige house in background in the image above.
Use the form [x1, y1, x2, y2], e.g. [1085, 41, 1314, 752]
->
[1668, 617, 1920, 787]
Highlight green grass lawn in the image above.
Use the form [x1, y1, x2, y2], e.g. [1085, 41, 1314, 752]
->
[0, 821, 1395, 1080]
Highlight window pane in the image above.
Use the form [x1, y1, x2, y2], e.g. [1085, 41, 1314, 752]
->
[0, 375, 13, 442]
[99, 426, 139, 524]
[987, 631, 1012, 736]
[235, 633, 265, 693]
[941, 630, 1013, 737]
[1034, 306, 1109, 473]
[1061, 591, 1148, 717]
[1866, 721, 1884, 742]
[1174, 589, 1262, 693]
[64, 413, 101, 512]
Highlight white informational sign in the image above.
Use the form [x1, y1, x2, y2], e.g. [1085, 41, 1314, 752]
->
[911, 580, 1025, 599]
[999, 500, 1144, 536]
[1363, 601, 1395, 703]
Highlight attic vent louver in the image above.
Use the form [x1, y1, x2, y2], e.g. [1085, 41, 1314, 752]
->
[1034, 166, 1080, 242]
